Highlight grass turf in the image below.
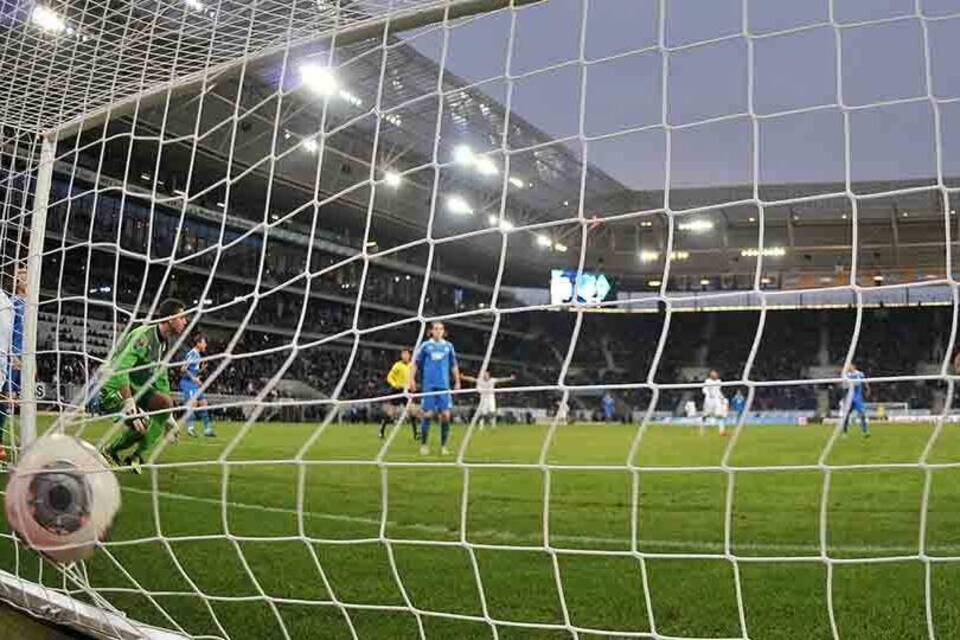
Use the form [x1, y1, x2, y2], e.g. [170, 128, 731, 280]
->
[3, 417, 960, 639]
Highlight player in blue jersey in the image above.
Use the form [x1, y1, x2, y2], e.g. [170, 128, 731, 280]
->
[601, 392, 616, 422]
[730, 389, 746, 420]
[409, 322, 461, 456]
[0, 267, 25, 461]
[180, 333, 215, 437]
[841, 363, 869, 437]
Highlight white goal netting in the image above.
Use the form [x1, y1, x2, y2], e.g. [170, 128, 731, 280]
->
[2, 0, 960, 638]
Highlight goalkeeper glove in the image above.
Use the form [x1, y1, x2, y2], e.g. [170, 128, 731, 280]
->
[122, 397, 146, 433]
[164, 416, 181, 445]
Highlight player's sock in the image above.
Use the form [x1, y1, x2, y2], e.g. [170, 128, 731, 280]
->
[379, 416, 388, 438]
[440, 422, 450, 447]
[842, 412, 851, 434]
[200, 410, 214, 435]
[860, 413, 869, 435]
[185, 411, 196, 436]
[410, 416, 418, 438]
[420, 418, 431, 445]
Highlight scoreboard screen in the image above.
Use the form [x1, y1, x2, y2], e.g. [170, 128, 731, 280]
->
[550, 269, 617, 306]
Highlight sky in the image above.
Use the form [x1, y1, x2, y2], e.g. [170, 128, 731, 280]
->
[403, 0, 960, 190]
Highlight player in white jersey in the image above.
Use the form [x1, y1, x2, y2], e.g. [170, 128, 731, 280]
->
[702, 369, 727, 435]
[461, 370, 516, 428]
[556, 398, 570, 425]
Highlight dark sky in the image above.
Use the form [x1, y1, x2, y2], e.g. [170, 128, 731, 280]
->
[402, 0, 960, 190]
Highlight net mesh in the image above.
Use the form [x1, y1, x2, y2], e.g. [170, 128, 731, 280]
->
[2, 0, 960, 638]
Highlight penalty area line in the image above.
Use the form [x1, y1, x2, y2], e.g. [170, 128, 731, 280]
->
[121, 487, 948, 556]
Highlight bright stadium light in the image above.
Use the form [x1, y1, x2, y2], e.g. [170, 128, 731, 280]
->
[554, 243, 567, 252]
[487, 214, 498, 226]
[678, 219, 714, 232]
[384, 171, 402, 187]
[31, 5, 66, 32]
[453, 144, 475, 166]
[338, 89, 362, 107]
[499, 220, 515, 232]
[184, 0, 204, 10]
[302, 138, 318, 153]
[446, 194, 473, 215]
[475, 156, 498, 176]
[641, 250, 689, 262]
[509, 176, 525, 188]
[300, 64, 338, 96]
[647, 280, 662, 287]
[639, 250, 660, 263]
[699, 278, 711, 286]
[639, 220, 654, 228]
[535, 234, 553, 248]
[740, 246, 786, 257]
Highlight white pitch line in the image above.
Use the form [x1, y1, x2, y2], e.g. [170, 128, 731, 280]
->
[122, 487, 956, 555]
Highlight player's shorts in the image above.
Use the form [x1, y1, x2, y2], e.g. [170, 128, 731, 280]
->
[847, 398, 867, 414]
[478, 398, 497, 415]
[703, 398, 725, 417]
[382, 387, 407, 407]
[3, 369, 21, 396]
[180, 383, 205, 404]
[421, 387, 452, 413]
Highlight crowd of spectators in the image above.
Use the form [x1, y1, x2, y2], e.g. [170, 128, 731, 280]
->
[32, 169, 955, 419]
[33, 300, 953, 421]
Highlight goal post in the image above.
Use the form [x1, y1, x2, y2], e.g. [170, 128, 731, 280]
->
[19, 134, 56, 448]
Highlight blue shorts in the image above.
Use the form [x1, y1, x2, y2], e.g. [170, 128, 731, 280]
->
[181, 384, 205, 404]
[421, 388, 452, 413]
[4, 369, 20, 395]
[848, 398, 866, 414]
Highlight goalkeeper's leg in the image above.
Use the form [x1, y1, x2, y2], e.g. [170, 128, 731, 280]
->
[130, 392, 178, 468]
[198, 397, 215, 437]
[101, 388, 144, 463]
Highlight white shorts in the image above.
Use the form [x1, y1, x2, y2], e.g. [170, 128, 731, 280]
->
[703, 398, 726, 418]
[478, 398, 497, 415]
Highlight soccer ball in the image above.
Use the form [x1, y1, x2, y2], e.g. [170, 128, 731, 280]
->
[4, 434, 121, 563]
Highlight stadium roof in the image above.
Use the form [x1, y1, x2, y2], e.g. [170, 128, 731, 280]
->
[0, 0, 540, 136]
[6, 0, 958, 291]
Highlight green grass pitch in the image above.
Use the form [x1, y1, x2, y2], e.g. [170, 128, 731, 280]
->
[4, 417, 960, 639]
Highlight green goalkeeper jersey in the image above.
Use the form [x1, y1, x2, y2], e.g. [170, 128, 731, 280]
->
[101, 324, 171, 395]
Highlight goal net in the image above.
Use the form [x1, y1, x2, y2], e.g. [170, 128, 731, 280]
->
[1, 0, 960, 638]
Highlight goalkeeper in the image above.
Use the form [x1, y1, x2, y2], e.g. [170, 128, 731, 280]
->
[100, 298, 188, 473]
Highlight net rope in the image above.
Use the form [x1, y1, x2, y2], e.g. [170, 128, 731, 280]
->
[1, 0, 959, 638]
